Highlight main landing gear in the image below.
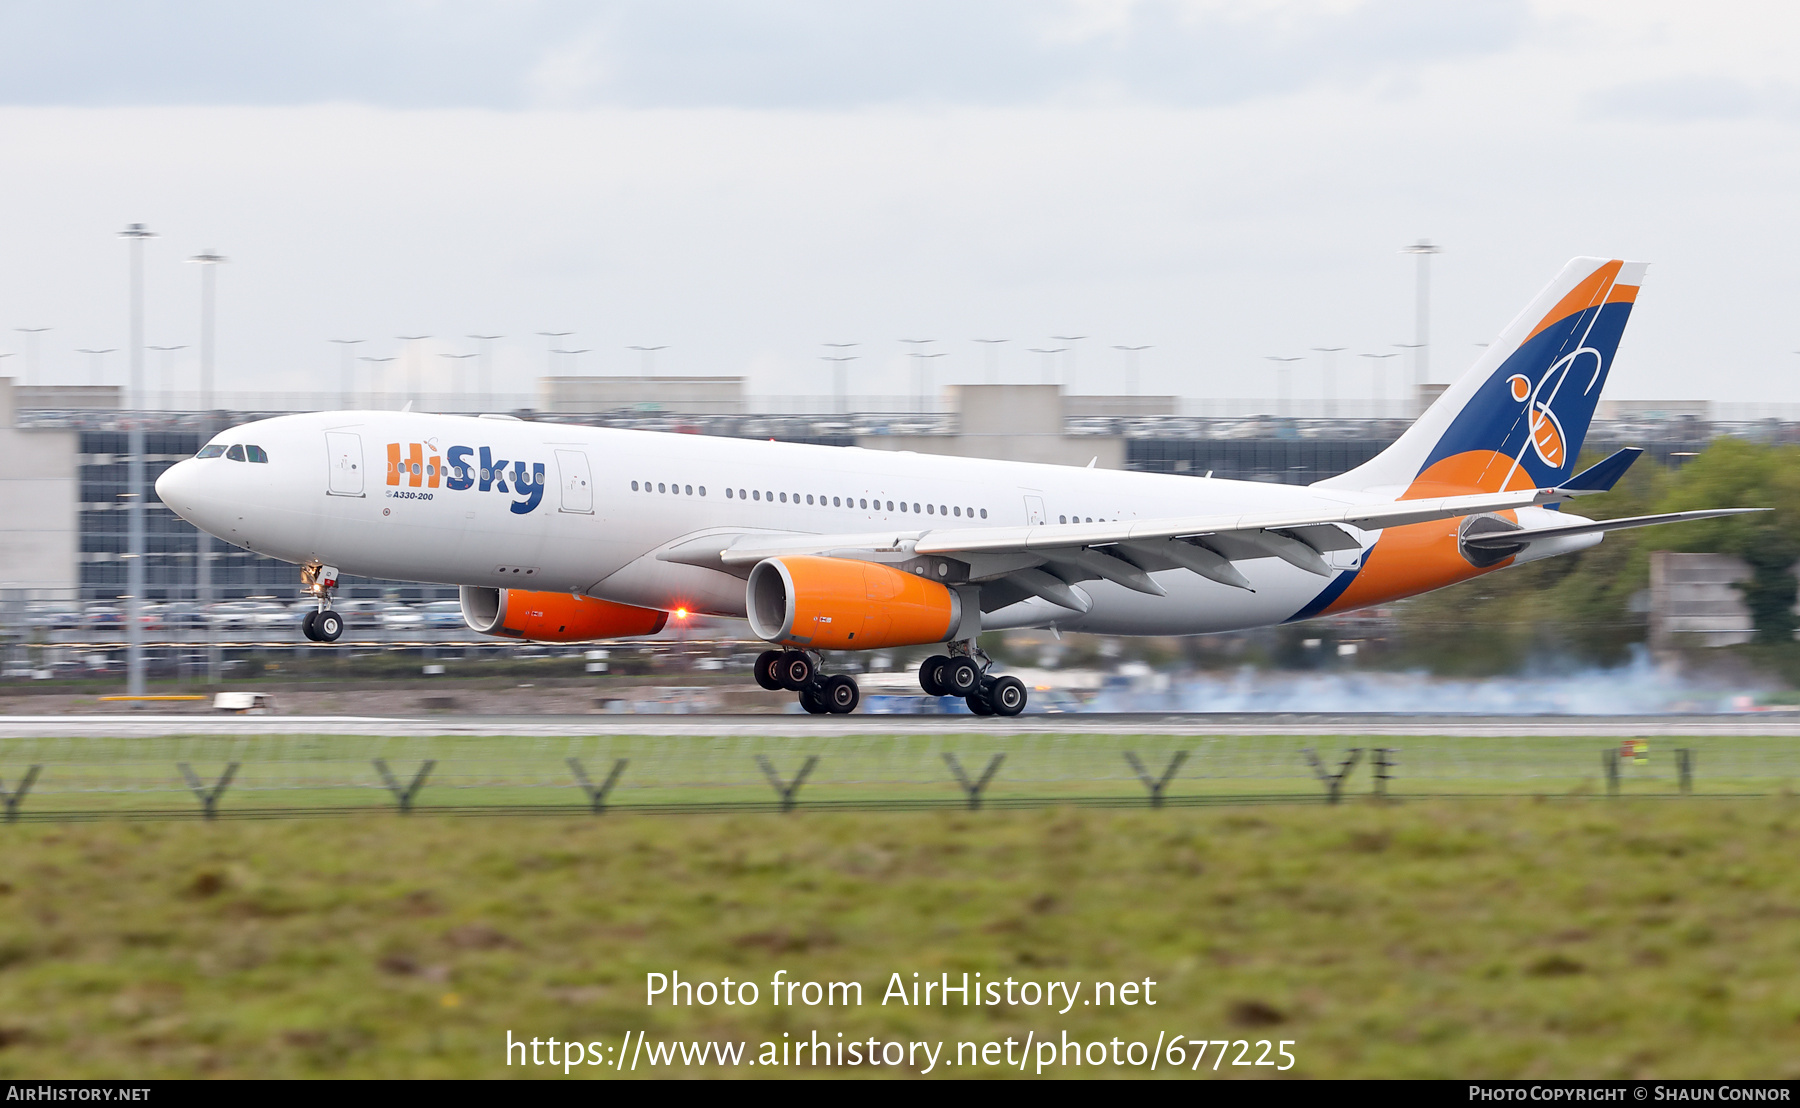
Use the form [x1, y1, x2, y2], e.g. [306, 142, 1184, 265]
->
[919, 643, 1026, 717]
[300, 563, 345, 644]
[755, 649, 861, 715]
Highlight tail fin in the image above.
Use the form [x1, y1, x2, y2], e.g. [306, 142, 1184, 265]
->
[1317, 257, 1646, 498]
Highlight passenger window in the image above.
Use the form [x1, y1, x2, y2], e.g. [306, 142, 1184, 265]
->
[699, 487, 705, 496]
[753, 490, 760, 501]
[832, 497, 840, 507]
[195, 444, 225, 459]
[913, 503, 920, 513]
[899, 502, 907, 512]
[685, 485, 693, 495]
[1059, 515, 1067, 524]
[779, 492, 787, 503]
[739, 489, 747, 499]
[860, 499, 867, 509]
[926, 504, 934, 514]
[246, 445, 269, 463]
[725, 487, 732, 498]
[980, 509, 987, 519]
[225, 444, 245, 462]
[658, 483, 666, 493]
[806, 495, 813, 505]
[886, 501, 893, 511]
[632, 481, 639, 491]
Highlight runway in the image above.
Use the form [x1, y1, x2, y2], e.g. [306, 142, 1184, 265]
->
[4, 713, 1800, 738]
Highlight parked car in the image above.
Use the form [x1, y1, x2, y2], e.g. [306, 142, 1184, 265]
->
[420, 600, 465, 629]
[379, 604, 424, 630]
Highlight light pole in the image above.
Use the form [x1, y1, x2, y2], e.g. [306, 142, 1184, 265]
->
[537, 332, 573, 377]
[972, 338, 1008, 384]
[899, 339, 935, 411]
[821, 355, 857, 414]
[468, 334, 502, 409]
[186, 251, 227, 411]
[438, 352, 478, 408]
[148, 345, 186, 410]
[1265, 356, 1303, 417]
[1312, 347, 1345, 418]
[77, 348, 115, 385]
[1401, 239, 1441, 409]
[1360, 351, 1401, 418]
[15, 328, 49, 385]
[328, 339, 362, 409]
[119, 222, 156, 699]
[1051, 335, 1087, 391]
[915, 351, 947, 412]
[627, 345, 668, 376]
[396, 336, 430, 406]
[822, 343, 858, 412]
[1392, 342, 1424, 416]
[359, 355, 396, 407]
[1113, 345, 1151, 396]
[1027, 347, 1065, 385]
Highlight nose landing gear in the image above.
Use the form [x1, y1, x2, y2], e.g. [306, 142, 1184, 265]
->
[754, 649, 861, 714]
[300, 563, 345, 644]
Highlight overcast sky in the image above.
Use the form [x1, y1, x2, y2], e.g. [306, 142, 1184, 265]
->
[0, 0, 1796, 407]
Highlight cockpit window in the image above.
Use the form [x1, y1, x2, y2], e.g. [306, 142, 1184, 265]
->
[225, 444, 246, 462]
[246, 445, 268, 463]
[195, 444, 226, 459]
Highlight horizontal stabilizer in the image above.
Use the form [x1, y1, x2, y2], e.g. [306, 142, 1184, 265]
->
[1558, 447, 1643, 493]
[1461, 508, 1766, 550]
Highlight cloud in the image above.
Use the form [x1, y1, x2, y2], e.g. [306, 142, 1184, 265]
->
[0, 0, 1529, 110]
[1586, 74, 1796, 123]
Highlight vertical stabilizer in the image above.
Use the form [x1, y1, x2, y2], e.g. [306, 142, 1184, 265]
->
[1317, 257, 1646, 498]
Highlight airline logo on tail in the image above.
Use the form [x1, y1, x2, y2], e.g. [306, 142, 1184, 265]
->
[1411, 258, 1643, 496]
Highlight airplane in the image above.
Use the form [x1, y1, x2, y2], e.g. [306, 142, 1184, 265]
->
[156, 257, 1756, 716]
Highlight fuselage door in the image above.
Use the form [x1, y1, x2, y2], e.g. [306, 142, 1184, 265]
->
[325, 432, 364, 497]
[1022, 494, 1046, 525]
[555, 449, 594, 514]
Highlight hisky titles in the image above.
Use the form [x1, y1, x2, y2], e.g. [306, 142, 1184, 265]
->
[387, 440, 547, 515]
[647, 970, 1157, 1014]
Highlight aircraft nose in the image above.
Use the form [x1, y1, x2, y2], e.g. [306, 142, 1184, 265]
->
[155, 459, 202, 520]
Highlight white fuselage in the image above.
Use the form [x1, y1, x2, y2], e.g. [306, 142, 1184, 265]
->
[154, 410, 1582, 638]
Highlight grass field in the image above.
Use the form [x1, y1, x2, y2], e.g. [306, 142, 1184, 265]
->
[3, 797, 1800, 1078]
[1, 731, 1795, 816]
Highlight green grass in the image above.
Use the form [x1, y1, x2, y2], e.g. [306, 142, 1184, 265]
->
[0, 732, 1794, 817]
[3, 798, 1800, 1078]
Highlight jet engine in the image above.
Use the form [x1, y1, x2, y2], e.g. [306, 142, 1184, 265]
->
[746, 555, 961, 650]
[459, 586, 668, 642]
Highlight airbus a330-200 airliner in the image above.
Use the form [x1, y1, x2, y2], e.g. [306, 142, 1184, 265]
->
[156, 257, 1754, 716]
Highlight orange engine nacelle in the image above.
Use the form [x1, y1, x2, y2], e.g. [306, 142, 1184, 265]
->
[459, 586, 668, 642]
[746, 555, 961, 650]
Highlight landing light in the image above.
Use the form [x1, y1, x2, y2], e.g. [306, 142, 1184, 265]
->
[675, 607, 689, 620]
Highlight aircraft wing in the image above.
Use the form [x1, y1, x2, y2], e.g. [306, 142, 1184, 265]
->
[712, 486, 1583, 608]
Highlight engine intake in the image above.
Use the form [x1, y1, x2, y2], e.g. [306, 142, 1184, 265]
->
[746, 555, 961, 650]
[459, 586, 668, 642]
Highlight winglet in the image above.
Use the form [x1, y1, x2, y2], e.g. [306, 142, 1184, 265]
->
[1558, 447, 1642, 494]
